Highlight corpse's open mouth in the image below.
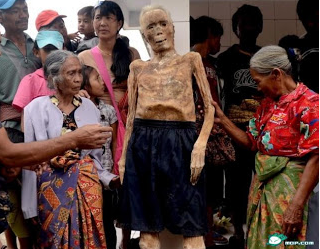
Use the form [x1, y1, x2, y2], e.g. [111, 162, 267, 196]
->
[156, 39, 167, 44]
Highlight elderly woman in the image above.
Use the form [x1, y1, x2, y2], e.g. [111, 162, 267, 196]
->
[22, 50, 114, 248]
[213, 45, 319, 249]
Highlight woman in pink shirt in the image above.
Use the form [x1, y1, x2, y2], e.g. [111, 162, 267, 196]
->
[12, 30, 64, 112]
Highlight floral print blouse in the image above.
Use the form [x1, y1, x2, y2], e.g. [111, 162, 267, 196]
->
[50, 95, 82, 169]
[247, 84, 319, 157]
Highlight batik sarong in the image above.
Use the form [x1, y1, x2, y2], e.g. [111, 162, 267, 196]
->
[246, 152, 309, 249]
[37, 156, 106, 249]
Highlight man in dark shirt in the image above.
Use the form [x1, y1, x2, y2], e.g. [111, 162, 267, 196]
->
[217, 5, 263, 248]
[297, 0, 319, 93]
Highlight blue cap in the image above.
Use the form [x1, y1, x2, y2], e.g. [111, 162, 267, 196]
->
[0, 0, 17, 10]
[35, 30, 64, 50]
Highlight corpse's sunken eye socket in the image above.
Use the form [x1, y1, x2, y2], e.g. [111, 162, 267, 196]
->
[141, 9, 174, 52]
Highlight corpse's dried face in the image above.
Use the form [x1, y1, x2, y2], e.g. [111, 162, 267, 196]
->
[141, 9, 174, 53]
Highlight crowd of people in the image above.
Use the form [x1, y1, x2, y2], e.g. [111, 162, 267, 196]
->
[0, 0, 318, 249]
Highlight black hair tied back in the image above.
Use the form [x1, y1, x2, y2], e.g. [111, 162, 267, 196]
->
[111, 37, 132, 84]
[286, 47, 301, 81]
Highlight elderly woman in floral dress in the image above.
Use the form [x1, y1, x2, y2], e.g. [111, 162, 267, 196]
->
[213, 45, 319, 249]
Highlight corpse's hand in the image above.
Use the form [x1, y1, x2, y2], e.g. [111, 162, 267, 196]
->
[190, 142, 205, 185]
[282, 202, 304, 238]
[118, 156, 125, 184]
[74, 124, 112, 149]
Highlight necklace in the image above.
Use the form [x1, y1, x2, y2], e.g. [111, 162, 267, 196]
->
[97, 46, 112, 56]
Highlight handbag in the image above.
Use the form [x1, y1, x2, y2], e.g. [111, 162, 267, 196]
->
[91, 46, 125, 175]
[192, 78, 235, 166]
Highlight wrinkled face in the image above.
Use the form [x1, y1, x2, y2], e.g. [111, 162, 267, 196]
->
[86, 68, 106, 98]
[58, 57, 83, 96]
[93, 9, 122, 40]
[0, 0, 29, 32]
[78, 14, 94, 36]
[250, 68, 276, 98]
[141, 9, 174, 53]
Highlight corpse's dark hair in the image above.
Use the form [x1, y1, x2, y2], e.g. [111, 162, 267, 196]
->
[93, 1, 132, 84]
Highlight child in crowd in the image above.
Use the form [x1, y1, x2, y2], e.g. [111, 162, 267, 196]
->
[82, 64, 120, 249]
[12, 30, 64, 112]
[76, 6, 99, 54]
[82, 65, 118, 172]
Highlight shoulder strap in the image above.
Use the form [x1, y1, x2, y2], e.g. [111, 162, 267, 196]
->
[90, 46, 123, 125]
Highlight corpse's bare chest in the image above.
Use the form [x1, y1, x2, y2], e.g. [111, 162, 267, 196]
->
[137, 61, 193, 101]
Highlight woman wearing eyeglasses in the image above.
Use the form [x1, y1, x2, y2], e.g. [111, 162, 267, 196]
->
[78, 2, 140, 249]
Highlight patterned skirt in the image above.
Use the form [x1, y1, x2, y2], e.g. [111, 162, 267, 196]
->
[246, 153, 309, 249]
[37, 156, 106, 249]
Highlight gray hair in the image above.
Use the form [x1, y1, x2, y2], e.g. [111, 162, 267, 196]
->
[44, 50, 79, 89]
[139, 4, 173, 30]
[250, 45, 292, 75]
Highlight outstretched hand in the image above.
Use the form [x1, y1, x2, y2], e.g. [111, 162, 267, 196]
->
[190, 142, 205, 185]
[73, 124, 112, 149]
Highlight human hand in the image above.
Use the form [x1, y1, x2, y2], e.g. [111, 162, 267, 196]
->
[77, 89, 90, 99]
[109, 176, 121, 189]
[282, 202, 304, 238]
[73, 124, 112, 149]
[34, 161, 52, 176]
[68, 31, 81, 43]
[190, 142, 205, 185]
[211, 100, 225, 124]
[118, 157, 125, 184]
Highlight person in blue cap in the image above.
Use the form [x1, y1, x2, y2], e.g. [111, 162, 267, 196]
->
[0, 0, 41, 131]
[13, 30, 64, 112]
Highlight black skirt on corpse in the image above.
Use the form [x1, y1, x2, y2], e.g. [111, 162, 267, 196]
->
[119, 118, 207, 236]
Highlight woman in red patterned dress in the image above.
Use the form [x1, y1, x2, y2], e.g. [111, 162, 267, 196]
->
[213, 45, 318, 249]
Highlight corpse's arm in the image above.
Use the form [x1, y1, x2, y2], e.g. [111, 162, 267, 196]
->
[190, 52, 215, 185]
[119, 61, 139, 183]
